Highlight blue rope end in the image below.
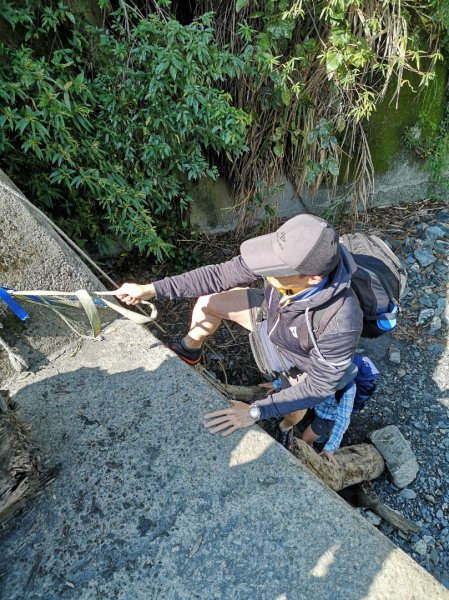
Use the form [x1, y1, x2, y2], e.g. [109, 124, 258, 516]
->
[0, 287, 30, 321]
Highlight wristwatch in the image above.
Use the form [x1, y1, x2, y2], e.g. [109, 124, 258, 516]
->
[248, 403, 261, 420]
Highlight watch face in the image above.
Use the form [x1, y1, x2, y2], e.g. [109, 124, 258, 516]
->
[249, 405, 261, 419]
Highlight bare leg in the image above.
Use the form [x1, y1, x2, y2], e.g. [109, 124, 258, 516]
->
[183, 288, 253, 349]
[279, 409, 307, 432]
[301, 424, 320, 445]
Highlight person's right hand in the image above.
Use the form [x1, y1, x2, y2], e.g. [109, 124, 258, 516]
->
[114, 283, 156, 305]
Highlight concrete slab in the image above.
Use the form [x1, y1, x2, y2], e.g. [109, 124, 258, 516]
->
[1, 319, 447, 600]
[0, 169, 106, 381]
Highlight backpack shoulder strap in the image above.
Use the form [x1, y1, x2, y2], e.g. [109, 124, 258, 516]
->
[298, 292, 346, 353]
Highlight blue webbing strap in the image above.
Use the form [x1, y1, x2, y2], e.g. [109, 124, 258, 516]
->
[0, 287, 29, 321]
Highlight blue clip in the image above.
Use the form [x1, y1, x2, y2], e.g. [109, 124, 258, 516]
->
[0, 287, 29, 321]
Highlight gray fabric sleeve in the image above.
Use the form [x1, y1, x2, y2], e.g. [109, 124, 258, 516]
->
[152, 255, 261, 300]
[255, 328, 361, 419]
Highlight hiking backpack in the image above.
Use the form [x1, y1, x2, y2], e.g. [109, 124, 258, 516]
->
[305, 232, 408, 346]
[340, 233, 408, 338]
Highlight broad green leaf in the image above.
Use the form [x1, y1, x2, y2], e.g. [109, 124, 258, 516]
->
[281, 86, 291, 106]
[326, 51, 343, 72]
[236, 0, 250, 12]
[273, 143, 284, 157]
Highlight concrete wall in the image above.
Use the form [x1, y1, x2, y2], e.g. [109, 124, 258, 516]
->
[189, 161, 437, 233]
[0, 169, 104, 381]
[190, 65, 448, 233]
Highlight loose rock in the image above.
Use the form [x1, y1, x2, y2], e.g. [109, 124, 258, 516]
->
[425, 225, 446, 242]
[400, 488, 417, 500]
[429, 316, 442, 334]
[412, 539, 428, 555]
[417, 308, 434, 325]
[430, 548, 440, 566]
[388, 346, 401, 364]
[368, 425, 419, 488]
[414, 248, 436, 267]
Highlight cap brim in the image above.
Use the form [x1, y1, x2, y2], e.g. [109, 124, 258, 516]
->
[240, 233, 299, 277]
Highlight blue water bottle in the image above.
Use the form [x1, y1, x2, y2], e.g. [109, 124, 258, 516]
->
[272, 377, 283, 392]
[377, 303, 398, 331]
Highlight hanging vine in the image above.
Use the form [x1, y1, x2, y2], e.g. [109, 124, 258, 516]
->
[178, 0, 446, 226]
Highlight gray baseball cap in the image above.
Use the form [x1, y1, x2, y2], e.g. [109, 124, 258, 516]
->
[240, 214, 341, 277]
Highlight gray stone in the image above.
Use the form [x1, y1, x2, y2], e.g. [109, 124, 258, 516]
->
[442, 305, 449, 326]
[368, 425, 419, 488]
[423, 535, 435, 546]
[431, 548, 440, 566]
[417, 308, 434, 325]
[414, 248, 436, 267]
[400, 488, 417, 500]
[435, 240, 449, 254]
[412, 539, 428, 555]
[430, 316, 442, 334]
[428, 343, 445, 353]
[388, 346, 401, 364]
[419, 294, 436, 308]
[437, 298, 447, 310]
[425, 225, 446, 242]
[425, 495, 436, 504]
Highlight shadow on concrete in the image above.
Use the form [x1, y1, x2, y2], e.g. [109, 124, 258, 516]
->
[0, 352, 442, 599]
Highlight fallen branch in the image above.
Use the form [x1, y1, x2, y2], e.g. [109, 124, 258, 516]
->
[293, 438, 385, 491]
[294, 438, 420, 534]
[355, 485, 420, 534]
[195, 365, 267, 402]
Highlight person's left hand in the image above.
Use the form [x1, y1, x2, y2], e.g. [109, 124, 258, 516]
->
[321, 449, 338, 465]
[204, 401, 257, 436]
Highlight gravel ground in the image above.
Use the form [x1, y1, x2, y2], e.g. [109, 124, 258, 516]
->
[343, 202, 449, 589]
[111, 199, 449, 589]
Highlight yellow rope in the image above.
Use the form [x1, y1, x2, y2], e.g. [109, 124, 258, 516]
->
[9, 289, 157, 338]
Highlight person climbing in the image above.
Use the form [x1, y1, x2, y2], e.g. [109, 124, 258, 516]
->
[115, 214, 363, 447]
[300, 354, 380, 462]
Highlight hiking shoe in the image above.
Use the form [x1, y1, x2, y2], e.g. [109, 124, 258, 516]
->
[165, 336, 202, 365]
[276, 425, 294, 453]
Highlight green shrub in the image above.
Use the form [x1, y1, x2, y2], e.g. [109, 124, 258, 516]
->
[0, 4, 250, 259]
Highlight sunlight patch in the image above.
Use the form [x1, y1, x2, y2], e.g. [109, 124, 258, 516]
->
[310, 543, 340, 578]
[228, 430, 274, 467]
